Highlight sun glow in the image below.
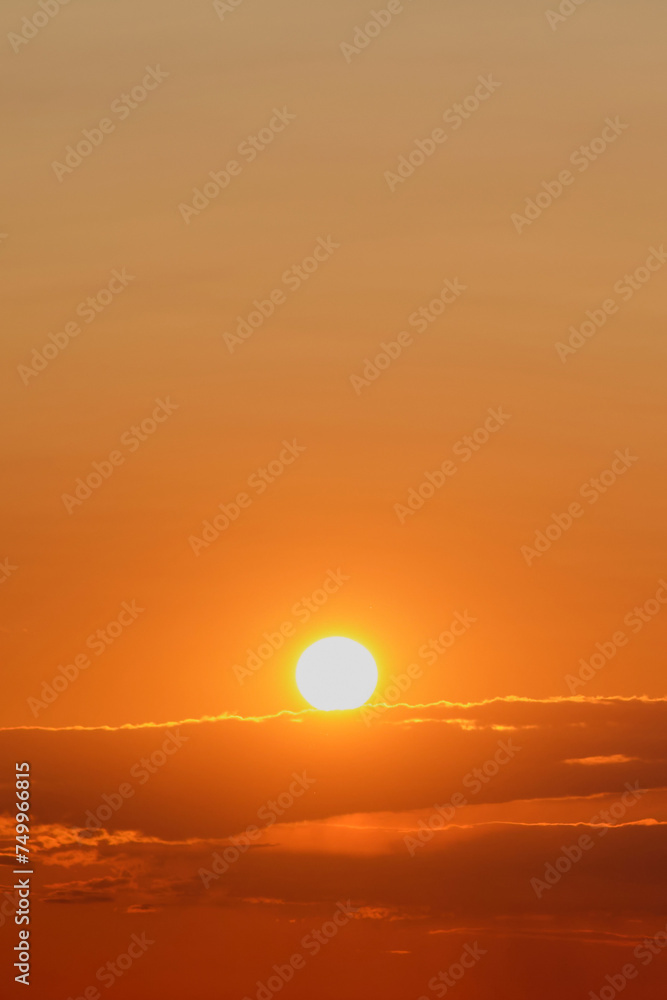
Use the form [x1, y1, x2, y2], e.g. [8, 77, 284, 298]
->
[295, 637, 378, 711]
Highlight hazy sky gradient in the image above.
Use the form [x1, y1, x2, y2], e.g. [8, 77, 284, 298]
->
[2, 2, 666, 996]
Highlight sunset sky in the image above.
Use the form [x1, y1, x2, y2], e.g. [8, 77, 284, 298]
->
[2, 0, 666, 997]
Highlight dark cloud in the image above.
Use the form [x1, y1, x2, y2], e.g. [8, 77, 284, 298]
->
[42, 874, 132, 904]
[2, 697, 666, 841]
[234, 822, 667, 917]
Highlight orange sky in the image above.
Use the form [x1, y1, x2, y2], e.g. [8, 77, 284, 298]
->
[1, 0, 666, 996]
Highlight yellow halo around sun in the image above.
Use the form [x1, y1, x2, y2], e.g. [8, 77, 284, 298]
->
[296, 637, 378, 711]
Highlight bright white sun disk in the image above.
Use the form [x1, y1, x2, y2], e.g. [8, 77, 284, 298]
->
[296, 637, 378, 711]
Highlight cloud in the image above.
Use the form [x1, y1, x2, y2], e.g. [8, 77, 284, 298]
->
[43, 874, 132, 904]
[563, 754, 640, 766]
[196, 820, 667, 922]
[1, 697, 666, 842]
[1, 696, 663, 943]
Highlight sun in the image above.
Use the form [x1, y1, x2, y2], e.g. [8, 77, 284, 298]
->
[296, 637, 378, 711]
